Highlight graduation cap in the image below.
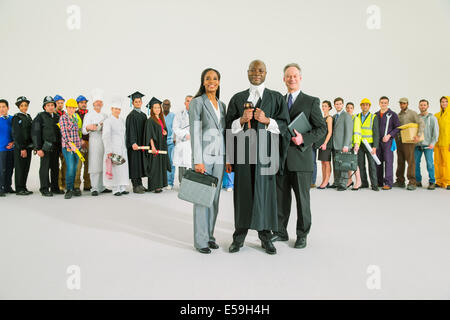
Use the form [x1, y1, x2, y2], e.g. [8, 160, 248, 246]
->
[145, 97, 162, 115]
[128, 91, 145, 108]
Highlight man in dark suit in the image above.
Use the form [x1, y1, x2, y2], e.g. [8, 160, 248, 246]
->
[330, 97, 353, 191]
[272, 63, 326, 249]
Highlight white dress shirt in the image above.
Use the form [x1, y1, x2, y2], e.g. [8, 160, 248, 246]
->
[209, 99, 221, 122]
[231, 83, 280, 134]
[286, 89, 301, 105]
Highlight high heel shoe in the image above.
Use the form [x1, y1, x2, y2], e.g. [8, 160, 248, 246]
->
[346, 182, 354, 189]
[317, 183, 329, 190]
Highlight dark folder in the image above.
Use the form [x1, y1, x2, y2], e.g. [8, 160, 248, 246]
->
[288, 112, 312, 136]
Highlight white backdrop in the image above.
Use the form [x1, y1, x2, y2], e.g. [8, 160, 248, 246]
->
[0, 0, 449, 117]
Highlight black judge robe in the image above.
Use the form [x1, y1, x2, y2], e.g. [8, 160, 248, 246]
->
[143, 117, 171, 191]
[225, 88, 289, 231]
[125, 109, 147, 180]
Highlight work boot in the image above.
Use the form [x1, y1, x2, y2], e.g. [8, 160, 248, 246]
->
[416, 182, 423, 187]
[427, 183, 436, 190]
[393, 181, 406, 188]
[407, 184, 416, 191]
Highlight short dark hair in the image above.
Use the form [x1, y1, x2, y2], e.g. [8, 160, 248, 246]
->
[419, 99, 429, 105]
[379, 96, 389, 102]
[185, 95, 193, 99]
[334, 97, 344, 104]
[346, 102, 354, 107]
[0, 99, 9, 107]
[322, 100, 332, 110]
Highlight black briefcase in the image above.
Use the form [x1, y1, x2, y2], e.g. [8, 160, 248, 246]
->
[178, 169, 219, 207]
[334, 152, 358, 171]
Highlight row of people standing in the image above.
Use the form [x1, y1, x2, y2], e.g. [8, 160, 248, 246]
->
[0, 92, 173, 197]
[314, 95, 450, 191]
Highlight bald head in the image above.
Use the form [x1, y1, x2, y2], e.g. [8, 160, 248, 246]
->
[247, 60, 267, 86]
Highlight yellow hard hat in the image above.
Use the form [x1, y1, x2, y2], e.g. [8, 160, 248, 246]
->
[66, 98, 78, 108]
[360, 98, 371, 106]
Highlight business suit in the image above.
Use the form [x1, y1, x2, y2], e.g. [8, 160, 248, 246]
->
[332, 111, 353, 188]
[189, 94, 226, 250]
[276, 91, 326, 240]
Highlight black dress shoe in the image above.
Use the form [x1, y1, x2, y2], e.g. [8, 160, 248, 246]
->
[229, 242, 243, 253]
[337, 186, 346, 191]
[271, 233, 288, 242]
[294, 237, 307, 249]
[121, 191, 129, 195]
[41, 191, 53, 197]
[261, 240, 277, 255]
[317, 183, 329, 190]
[24, 189, 33, 195]
[328, 184, 337, 189]
[0, 191, 5, 197]
[208, 241, 219, 249]
[6, 188, 15, 194]
[73, 189, 82, 196]
[154, 189, 163, 193]
[91, 191, 99, 196]
[101, 189, 112, 193]
[197, 247, 211, 254]
[133, 186, 145, 194]
[16, 190, 29, 196]
[371, 186, 380, 191]
[114, 192, 122, 196]
[83, 187, 91, 192]
[52, 189, 65, 195]
[360, 184, 369, 189]
[64, 190, 74, 199]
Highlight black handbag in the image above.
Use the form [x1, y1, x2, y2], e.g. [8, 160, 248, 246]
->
[178, 169, 219, 207]
[334, 152, 358, 171]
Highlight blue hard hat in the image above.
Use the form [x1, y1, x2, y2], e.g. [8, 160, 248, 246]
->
[54, 95, 65, 102]
[76, 95, 88, 103]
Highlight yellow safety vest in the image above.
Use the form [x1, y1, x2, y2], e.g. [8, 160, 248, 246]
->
[357, 112, 375, 143]
[351, 115, 362, 147]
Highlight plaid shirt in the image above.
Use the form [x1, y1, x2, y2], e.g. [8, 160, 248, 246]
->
[59, 113, 81, 149]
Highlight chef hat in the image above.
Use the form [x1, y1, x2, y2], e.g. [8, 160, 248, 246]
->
[111, 96, 123, 110]
[91, 88, 104, 103]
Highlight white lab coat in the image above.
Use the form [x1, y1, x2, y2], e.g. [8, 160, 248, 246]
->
[82, 110, 108, 174]
[102, 115, 129, 188]
[172, 108, 192, 168]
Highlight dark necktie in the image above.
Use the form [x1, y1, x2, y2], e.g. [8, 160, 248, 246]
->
[288, 94, 293, 110]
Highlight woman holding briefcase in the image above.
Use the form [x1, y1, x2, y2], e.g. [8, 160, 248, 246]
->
[189, 68, 228, 254]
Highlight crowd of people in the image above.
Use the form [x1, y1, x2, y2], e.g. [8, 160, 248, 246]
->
[0, 60, 449, 255]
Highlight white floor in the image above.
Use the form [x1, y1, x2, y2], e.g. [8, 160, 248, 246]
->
[1, 160, 449, 300]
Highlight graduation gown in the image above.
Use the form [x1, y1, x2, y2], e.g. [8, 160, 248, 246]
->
[125, 109, 147, 179]
[102, 115, 129, 187]
[143, 117, 171, 191]
[225, 88, 289, 231]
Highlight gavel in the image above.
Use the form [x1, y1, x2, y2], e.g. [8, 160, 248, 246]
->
[243, 101, 255, 128]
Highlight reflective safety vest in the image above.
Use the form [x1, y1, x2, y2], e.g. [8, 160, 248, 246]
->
[357, 112, 375, 143]
[351, 115, 362, 147]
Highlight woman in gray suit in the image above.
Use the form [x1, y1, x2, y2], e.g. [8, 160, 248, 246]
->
[189, 68, 227, 254]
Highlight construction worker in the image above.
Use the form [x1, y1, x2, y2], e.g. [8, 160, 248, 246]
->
[434, 96, 450, 189]
[356, 98, 380, 191]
